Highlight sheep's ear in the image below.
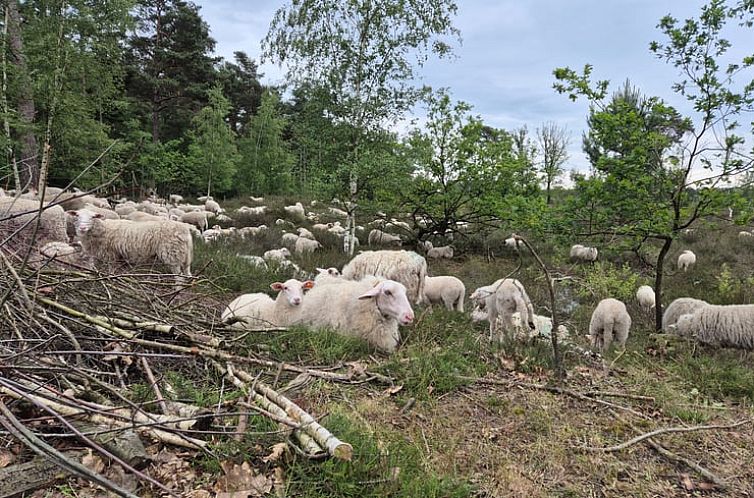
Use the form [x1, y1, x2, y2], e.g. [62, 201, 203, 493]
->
[65, 210, 78, 217]
[302, 280, 314, 290]
[270, 282, 283, 291]
[316, 267, 325, 273]
[93, 213, 104, 219]
[357, 285, 382, 300]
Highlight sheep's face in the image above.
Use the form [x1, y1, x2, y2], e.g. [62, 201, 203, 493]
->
[674, 314, 694, 337]
[66, 209, 103, 235]
[271, 279, 314, 307]
[316, 267, 341, 277]
[359, 280, 414, 326]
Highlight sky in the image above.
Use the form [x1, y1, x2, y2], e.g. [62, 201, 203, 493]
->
[193, 0, 750, 176]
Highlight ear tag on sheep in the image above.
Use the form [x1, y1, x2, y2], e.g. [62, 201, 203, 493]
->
[303, 281, 314, 290]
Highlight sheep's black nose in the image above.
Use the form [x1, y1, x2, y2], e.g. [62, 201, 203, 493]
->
[528, 321, 536, 330]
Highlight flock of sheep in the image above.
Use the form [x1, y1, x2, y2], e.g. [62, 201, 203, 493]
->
[2, 185, 751, 355]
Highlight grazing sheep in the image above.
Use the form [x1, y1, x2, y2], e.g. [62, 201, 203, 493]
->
[312, 222, 333, 232]
[67, 209, 192, 278]
[297, 227, 315, 240]
[589, 298, 631, 351]
[328, 222, 347, 236]
[297, 279, 414, 353]
[328, 207, 348, 218]
[0, 197, 68, 245]
[263, 248, 291, 261]
[237, 206, 267, 216]
[677, 250, 696, 272]
[635, 285, 656, 313]
[236, 254, 268, 269]
[424, 275, 465, 312]
[341, 250, 428, 305]
[662, 297, 709, 331]
[314, 267, 342, 285]
[281, 233, 300, 248]
[238, 225, 267, 238]
[368, 228, 401, 246]
[222, 279, 314, 329]
[739, 231, 753, 238]
[294, 237, 322, 254]
[673, 305, 754, 350]
[427, 245, 454, 259]
[169, 194, 183, 205]
[180, 211, 209, 232]
[205, 199, 223, 214]
[511, 312, 569, 340]
[284, 202, 305, 220]
[470, 279, 535, 341]
[505, 236, 523, 251]
[249, 196, 264, 203]
[115, 204, 137, 217]
[126, 211, 165, 222]
[420, 240, 434, 252]
[570, 244, 598, 262]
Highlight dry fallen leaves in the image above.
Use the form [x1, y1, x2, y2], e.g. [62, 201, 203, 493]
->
[262, 443, 288, 464]
[0, 449, 15, 468]
[215, 461, 273, 498]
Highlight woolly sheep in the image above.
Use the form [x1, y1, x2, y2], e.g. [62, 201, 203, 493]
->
[126, 211, 165, 222]
[297, 279, 414, 353]
[471, 279, 535, 342]
[589, 298, 631, 351]
[169, 194, 183, 205]
[420, 240, 433, 252]
[368, 228, 401, 246]
[635, 285, 655, 313]
[281, 233, 300, 248]
[215, 214, 232, 224]
[236, 254, 268, 269]
[328, 207, 348, 218]
[312, 222, 332, 232]
[67, 209, 192, 278]
[238, 225, 267, 238]
[662, 297, 709, 331]
[0, 197, 68, 245]
[263, 248, 291, 261]
[677, 250, 696, 272]
[314, 267, 342, 285]
[570, 244, 598, 262]
[249, 196, 264, 203]
[674, 305, 754, 350]
[38, 241, 81, 263]
[423, 275, 465, 312]
[297, 227, 315, 240]
[341, 250, 428, 305]
[284, 202, 305, 220]
[328, 223, 347, 236]
[294, 237, 322, 254]
[205, 199, 223, 214]
[237, 206, 266, 216]
[180, 211, 209, 232]
[427, 245, 454, 259]
[197, 195, 211, 203]
[739, 231, 753, 238]
[511, 312, 569, 340]
[115, 204, 137, 217]
[222, 279, 314, 329]
[505, 236, 523, 250]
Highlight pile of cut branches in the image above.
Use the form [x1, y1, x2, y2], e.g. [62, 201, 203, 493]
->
[0, 246, 376, 496]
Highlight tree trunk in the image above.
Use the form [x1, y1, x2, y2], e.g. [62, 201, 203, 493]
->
[6, 0, 38, 190]
[654, 237, 673, 331]
[546, 178, 552, 205]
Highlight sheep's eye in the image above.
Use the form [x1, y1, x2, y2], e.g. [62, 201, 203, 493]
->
[385, 290, 392, 296]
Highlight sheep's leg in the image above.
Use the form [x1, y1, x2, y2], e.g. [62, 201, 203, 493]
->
[456, 294, 464, 313]
[602, 321, 614, 351]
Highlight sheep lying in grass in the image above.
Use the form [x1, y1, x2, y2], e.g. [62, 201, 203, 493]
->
[677, 250, 696, 272]
[423, 275, 465, 312]
[635, 285, 655, 313]
[67, 208, 193, 278]
[662, 297, 709, 331]
[297, 279, 414, 353]
[589, 298, 631, 351]
[341, 250, 427, 305]
[427, 245, 454, 259]
[222, 279, 314, 329]
[264, 248, 291, 261]
[236, 254, 268, 269]
[368, 228, 401, 246]
[570, 244, 598, 262]
[470, 279, 535, 342]
[294, 237, 322, 254]
[284, 202, 305, 220]
[672, 305, 754, 350]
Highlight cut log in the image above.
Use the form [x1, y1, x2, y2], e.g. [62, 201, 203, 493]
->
[0, 451, 82, 498]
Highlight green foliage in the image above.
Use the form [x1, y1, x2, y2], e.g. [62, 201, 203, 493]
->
[237, 91, 294, 194]
[579, 262, 640, 302]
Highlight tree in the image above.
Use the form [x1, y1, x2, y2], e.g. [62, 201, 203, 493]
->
[237, 90, 294, 195]
[126, 0, 217, 143]
[183, 85, 239, 196]
[554, 0, 754, 330]
[536, 122, 569, 204]
[262, 0, 460, 253]
[216, 51, 264, 135]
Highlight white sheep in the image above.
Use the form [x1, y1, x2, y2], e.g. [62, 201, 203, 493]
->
[328, 207, 348, 218]
[314, 267, 342, 285]
[249, 196, 264, 203]
[236, 254, 268, 269]
[67, 209, 192, 278]
[294, 237, 322, 254]
[420, 240, 433, 252]
[115, 204, 137, 217]
[281, 232, 300, 248]
[1, 197, 68, 245]
[263, 248, 291, 261]
[297, 279, 414, 353]
[427, 245, 454, 259]
[222, 279, 314, 329]
[312, 222, 332, 232]
[180, 211, 209, 232]
[297, 227, 315, 240]
[169, 194, 183, 205]
[328, 222, 347, 236]
[635, 285, 656, 313]
[504, 236, 523, 251]
[511, 312, 569, 340]
[673, 305, 754, 350]
[570, 244, 598, 262]
[237, 206, 267, 216]
[471, 279, 535, 342]
[662, 297, 709, 331]
[423, 275, 465, 312]
[284, 202, 305, 220]
[205, 199, 223, 214]
[238, 225, 267, 238]
[677, 250, 696, 272]
[588, 298, 631, 351]
[368, 228, 401, 246]
[341, 250, 427, 305]
[739, 231, 753, 238]
[126, 211, 165, 222]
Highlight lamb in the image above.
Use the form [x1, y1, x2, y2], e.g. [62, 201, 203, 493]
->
[297, 279, 414, 353]
[341, 250, 428, 305]
[312, 222, 333, 232]
[368, 228, 401, 246]
[427, 245, 454, 259]
[237, 206, 266, 216]
[180, 211, 209, 232]
[295, 237, 322, 254]
[238, 225, 267, 238]
[284, 202, 305, 220]
[263, 248, 291, 261]
[328, 223, 347, 236]
[222, 279, 314, 329]
[672, 305, 754, 350]
[662, 297, 709, 331]
[423, 275, 465, 312]
[471, 279, 535, 341]
[38, 241, 82, 264]
[511, 312, 569, 340]
[505, 236, 523, 251]
[635, 285, 656, 313]
[588, 298, 631, 351]
[114, 204, 137, 217]
[67, 209, 192, 278]
[570, 244, 598, 262]
[677, 250, 696, 272]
